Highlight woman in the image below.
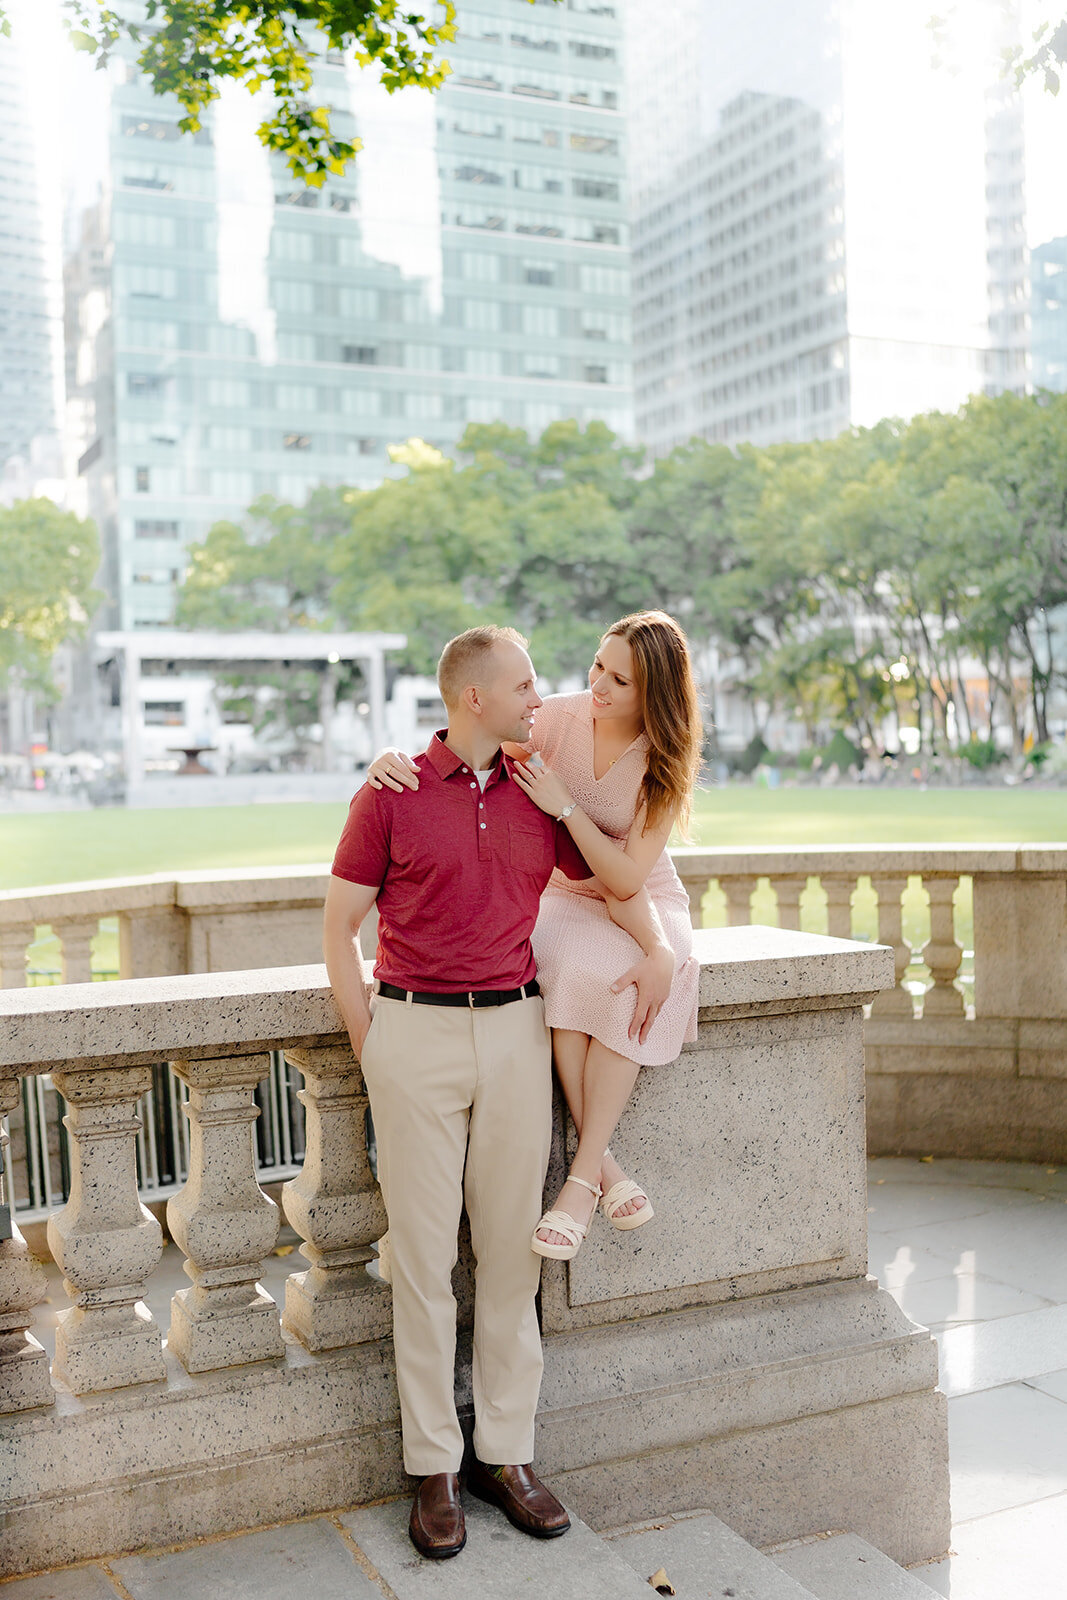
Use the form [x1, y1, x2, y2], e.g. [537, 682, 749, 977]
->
[369, 610, 702, 1263]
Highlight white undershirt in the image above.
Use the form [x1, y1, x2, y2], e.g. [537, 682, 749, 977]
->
[474, 768, 493, 791]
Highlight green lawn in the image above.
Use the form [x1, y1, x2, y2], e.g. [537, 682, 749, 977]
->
[1, 785, 1063, 893]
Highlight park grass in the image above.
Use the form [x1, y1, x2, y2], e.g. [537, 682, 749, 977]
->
[5, 785, 1062, 984]
[2, 785, 1065, 894]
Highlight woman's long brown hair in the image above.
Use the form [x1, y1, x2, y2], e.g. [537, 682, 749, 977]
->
[605, 610, 702, 836]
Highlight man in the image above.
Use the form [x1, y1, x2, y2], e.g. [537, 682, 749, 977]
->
[323, 625, 670, 1559]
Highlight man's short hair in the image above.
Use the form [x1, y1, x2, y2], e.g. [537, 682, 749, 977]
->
[437, 625, 529, 708]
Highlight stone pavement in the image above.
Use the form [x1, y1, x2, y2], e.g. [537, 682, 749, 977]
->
[7, 1157, 1067, 1600]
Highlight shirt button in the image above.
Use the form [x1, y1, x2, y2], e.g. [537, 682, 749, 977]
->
[480, 822, 486, 829]
[462, 767, 468, 774]
[478, 802, 484, 809]
[470, 781, 476, 788]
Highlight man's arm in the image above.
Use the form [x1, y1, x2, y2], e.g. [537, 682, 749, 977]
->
[603, 885, 676, 1044]
[323, 875, 380, 1058]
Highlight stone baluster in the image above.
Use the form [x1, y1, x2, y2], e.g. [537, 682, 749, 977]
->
[57, 917, 100, 985]
[166, 1054, 284, 1373]
[47, 1066, 165, 1393]
[722, 874, 758, 926]
[921, 876, 964, 1017]
[281, 1045, 391, 1352]
[870, 875, 915, 1017]
[822, 876, 856, 940]
[0, 923, 34, 989]
[0, 1075, 53, 1413]
[772, 875, 808, 931]
[678, 872, 711, 929]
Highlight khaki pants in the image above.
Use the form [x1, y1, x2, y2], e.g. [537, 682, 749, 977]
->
[360, 992, 553, 1475]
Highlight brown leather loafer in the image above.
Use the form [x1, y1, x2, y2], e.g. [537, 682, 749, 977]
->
[409, 1472, 465, 1559]
[467, 1459, 571, 1538]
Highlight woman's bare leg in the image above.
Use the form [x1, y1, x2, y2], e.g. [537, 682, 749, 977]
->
[537, 1038, 642, 1247]
[549, 1030, 644, 1217]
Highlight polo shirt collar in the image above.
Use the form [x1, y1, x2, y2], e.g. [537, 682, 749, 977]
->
[425, 731, 510, 785]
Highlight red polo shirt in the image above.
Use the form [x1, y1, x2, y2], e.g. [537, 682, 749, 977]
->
[332, 733, 590, 992]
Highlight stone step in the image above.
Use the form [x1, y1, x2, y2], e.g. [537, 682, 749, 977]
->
[770, 1532, 940, 1599]
[340, 1497, 656, 1600]
[606, 1510, 817, 1599]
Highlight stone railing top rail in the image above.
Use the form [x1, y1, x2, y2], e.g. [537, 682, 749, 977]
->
[3, 844, 1067, 929]
[0, 864, 336, 925]
[672, 843, 1067, 875]
[0, 928, 892, 1074]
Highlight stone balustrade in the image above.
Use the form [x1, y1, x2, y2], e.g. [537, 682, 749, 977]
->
[0, 934, 949, 1577]
[3, 846, 1066, 1180]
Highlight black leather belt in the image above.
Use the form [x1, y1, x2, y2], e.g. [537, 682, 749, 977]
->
[376, 980, 540, 1008]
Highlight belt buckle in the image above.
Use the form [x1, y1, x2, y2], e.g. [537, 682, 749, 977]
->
[467, 990, 476, 1010]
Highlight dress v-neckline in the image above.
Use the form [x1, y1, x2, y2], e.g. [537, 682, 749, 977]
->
[587, 695, 645, 782]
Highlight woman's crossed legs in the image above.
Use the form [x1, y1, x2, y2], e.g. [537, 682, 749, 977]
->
[535, 1028, 646, 1250]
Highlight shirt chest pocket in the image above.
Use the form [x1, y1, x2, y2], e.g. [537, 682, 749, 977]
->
[508, 820, 554, 878]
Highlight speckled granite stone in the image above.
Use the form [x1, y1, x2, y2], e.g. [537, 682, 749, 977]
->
[166, 1056, 284, 1375]
[0, 929, 948, 1574]
[0, 963, 350, 1072]
[0, 1076, 52, 1413]
[564, 1003, 869, 1312]
[281, 1046, 391, 1353]
[46, 1067, 165, 1395]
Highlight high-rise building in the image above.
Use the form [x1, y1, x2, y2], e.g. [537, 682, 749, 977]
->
[0, 32, 60, 488]
[628, 0, 1030, 454]
[1031, 236, 1067, 392]
[67, 1, 631, 630]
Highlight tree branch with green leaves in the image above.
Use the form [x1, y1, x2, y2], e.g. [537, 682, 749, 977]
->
[1, 1, 471, 183]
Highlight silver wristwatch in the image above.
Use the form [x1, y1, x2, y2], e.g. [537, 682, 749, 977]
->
[556, 802, 577, 822]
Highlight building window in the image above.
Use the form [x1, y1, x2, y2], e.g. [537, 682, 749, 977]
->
[569, 132, 618, 155]
[464, 299, 502, 332]
[523, 259, 557, 285]
[343, 345, 378, 365]
[207, 377, 251, 407]
[283, 433, 312, 450]
[467, 349, 503, 376]
[461, 251, 502, 282]
[523, 304, 560, 338]
[568, 36, 617, 61]
[122, 115, 211, 144]
[573, 177, 619, 201]
[142, 701, 185, 725]
[119, 264, 178, 299]
[454, 162, 507, 186]
[134, 519, 180, 539]
[127, 373, 171, 397]
[584, 364, 608, 383]
[135, 466, 150, 492]
[579, 264, 628, 296]
[341, 388, 382, 417]
[525, 353, 560, 377]
[273, 279, 314, 313]
[512, 119, 559, 147]
[340, 286, 379, 319]
[276, 383, 317, 410]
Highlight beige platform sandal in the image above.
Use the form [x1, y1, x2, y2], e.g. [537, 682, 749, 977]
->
[530, 1176, 602, 1261]
[600, 1179, 654, 1231]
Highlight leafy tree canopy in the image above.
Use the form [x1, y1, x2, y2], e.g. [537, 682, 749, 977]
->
[0, 499, 102, 697]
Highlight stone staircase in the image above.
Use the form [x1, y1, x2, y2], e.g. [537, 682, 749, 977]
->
[4, 1498, 943, 1599]
[338, 1500, 940, 1600]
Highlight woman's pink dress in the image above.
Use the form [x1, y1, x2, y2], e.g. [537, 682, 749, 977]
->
[528, 691, 699, 1068]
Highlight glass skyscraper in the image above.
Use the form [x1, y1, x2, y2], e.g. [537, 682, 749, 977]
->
[0, 33, 59, 485]
[1031, 237, 1067, 392]
[628, 0, 1030, 455]
[66, 1, 631, 630]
